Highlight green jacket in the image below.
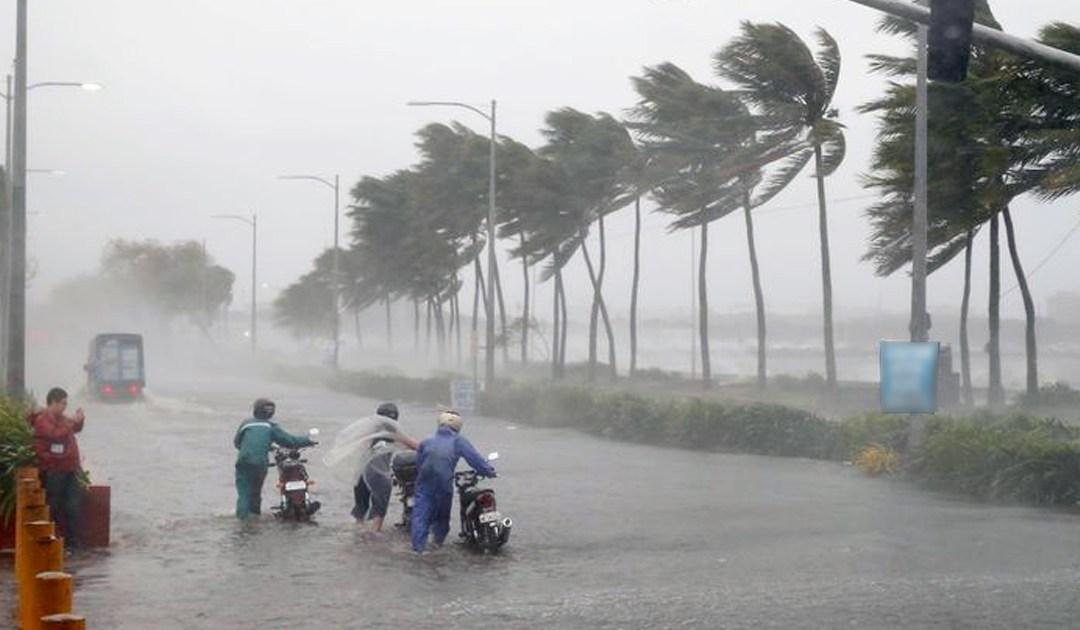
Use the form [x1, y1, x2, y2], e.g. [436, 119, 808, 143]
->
[233, 417, 313, 466]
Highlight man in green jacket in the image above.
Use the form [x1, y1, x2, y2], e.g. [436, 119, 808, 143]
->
[234, 398, 315, 519]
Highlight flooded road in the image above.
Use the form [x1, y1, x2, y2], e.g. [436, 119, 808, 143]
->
[4, 374, 1080, 628]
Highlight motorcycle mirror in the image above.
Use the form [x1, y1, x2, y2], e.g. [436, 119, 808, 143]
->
[309, 428, 320, 438]
[487, 452, 499, 462]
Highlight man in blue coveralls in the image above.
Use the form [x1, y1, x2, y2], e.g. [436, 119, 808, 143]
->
[411, 411, 495, 552]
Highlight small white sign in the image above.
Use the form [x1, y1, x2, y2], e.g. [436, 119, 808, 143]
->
[451, 380, 478, 414]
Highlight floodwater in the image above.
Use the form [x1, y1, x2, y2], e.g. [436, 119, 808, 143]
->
[4, 374, 1080, 628]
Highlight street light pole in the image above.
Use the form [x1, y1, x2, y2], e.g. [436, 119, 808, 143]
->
[485, 100, 497, 388]
[406, 99, 498, 387]
[0, 64, 100, 392]
[212, 214, 257, 353]
[278, 174, 341, 370]
[8, 0, 29, 396]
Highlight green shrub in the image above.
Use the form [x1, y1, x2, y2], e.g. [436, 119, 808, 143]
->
[1016, 382, 1080, 408]
[284, 365, 1080, 509]
[0, 396, 34, 526]
[912, 413, 1080, 505]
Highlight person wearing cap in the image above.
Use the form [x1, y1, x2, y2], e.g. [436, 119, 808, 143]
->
[411, 410, 495, 553]
[233, 398, 315, 519]
[352, 402, 419, 531]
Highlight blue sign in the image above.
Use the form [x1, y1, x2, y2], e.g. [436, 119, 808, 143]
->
[880, 341, 940, 414]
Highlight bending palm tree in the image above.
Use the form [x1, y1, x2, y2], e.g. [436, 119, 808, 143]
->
[715, 22, 846, 389]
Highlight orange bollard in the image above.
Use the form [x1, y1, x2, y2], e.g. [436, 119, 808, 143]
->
[19, 526, 63, 630]
[16, 480, 46, 564]
[29, 572, 73, 630]
[40, 613, 85, 630]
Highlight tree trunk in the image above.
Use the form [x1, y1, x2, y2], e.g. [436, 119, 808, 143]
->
[414, 300, 420, 351]
[743, 194, 766, 388]
[557, 267, 569, 377]
[813, 143, 837, 389]
[551, 273, 561, 379]
[454, 290, 463, 367]
[959, 230, 974, 406]
[1003, 207, 1038, 400]
[988, 214, 1004, 405]
[581, 232, 617, 380]
[354, 307, 363, 349]
[597, 215, 616, 380]
[434, 297, 447, 367]
[584, 233, 599, 382]
[630, 196, 642, 378]
[425, 299, 433, 358]
[385, 296, 392, 350]
[519, 231, 530, 366]
[698, 216, 711, 389]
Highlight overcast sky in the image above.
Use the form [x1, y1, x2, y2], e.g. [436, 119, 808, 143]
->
[2, 0, 1079, 328]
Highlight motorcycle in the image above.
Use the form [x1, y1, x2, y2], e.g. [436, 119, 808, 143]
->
[455, 452, 511, 553]
[390, 449, 418, 529]
[271, 428, 321, 522]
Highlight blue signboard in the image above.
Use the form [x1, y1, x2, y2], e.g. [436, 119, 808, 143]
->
[880, 341, 940, 414]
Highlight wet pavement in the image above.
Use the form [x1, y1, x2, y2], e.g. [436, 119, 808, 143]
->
[4, 373, 1080, 629]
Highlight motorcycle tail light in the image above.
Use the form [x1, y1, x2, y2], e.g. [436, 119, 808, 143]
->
[477, 493, 495, 509]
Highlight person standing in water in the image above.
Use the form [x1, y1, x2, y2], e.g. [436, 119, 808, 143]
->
[352, 402, 419, 532]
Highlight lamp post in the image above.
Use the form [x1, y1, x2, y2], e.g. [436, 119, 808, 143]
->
[212, 214, 258, 354]
[278, 174, 340, 370]
[407, 99, 497, 387]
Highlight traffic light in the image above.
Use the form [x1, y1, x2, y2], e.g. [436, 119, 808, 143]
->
[928, 0, 976, 82]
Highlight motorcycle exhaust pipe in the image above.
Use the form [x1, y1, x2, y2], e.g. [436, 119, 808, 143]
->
[501, 517, 513, 529]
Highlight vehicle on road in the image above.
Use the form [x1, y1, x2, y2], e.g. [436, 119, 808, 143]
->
[271, 429, 321, 522]
[85, 333, 146, 402]
[455, 452, 511, 553]
[390, 449, 418, 529]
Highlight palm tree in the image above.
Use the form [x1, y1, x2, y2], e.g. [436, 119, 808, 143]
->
[630, 60, 809, 388]
[860, 5, 1080, 404]
[630, 63, 762, 388]
[715, 22, 846, 389]
[538, 109, 636, 381]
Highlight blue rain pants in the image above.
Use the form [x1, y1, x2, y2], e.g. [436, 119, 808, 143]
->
[410, 482, 453, 552]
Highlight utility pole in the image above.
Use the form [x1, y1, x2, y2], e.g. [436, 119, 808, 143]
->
[7, 0, 28, 396]
[332, 175, 340, 370]
[1, 74, 12, 376]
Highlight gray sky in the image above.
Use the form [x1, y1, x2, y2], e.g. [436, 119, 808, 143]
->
[3, 0, 1079, 328]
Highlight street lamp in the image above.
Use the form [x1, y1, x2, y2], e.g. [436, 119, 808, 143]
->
[407, 99, 498, 387]
[278, 174, 341, 370]
[212, 214, 258, 354]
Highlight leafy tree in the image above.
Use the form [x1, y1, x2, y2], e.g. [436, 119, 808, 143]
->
[101, 239, 234, 332]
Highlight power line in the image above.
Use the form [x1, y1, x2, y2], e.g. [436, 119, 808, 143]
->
[1002, 213, 1080, 300]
